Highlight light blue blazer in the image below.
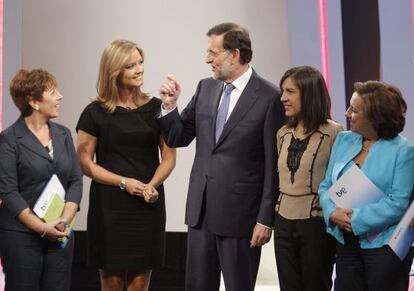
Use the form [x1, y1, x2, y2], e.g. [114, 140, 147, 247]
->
[318, 131, 414, 249]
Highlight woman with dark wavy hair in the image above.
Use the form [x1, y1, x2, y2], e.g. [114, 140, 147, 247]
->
[274, 66, 342, 291]
[319, 80, 414, 291]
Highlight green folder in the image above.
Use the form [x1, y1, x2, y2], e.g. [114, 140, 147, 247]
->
[41, 192, 74, 248]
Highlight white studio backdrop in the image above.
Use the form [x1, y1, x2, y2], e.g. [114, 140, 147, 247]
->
[20, 0, 290, 232]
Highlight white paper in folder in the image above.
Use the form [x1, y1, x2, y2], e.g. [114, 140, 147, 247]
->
[389, 201, 414, 260]
[33, 174, 65, 218]
[328, 164, 385, 208]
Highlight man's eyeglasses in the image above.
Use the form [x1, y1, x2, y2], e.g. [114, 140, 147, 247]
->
[206, 49, 228, 58]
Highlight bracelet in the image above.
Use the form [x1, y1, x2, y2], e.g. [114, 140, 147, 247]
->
[61, 217, 69, 227]
[40, 229, 47, 238]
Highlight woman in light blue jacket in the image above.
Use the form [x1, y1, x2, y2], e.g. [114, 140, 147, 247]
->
[319, 81, 414, 291]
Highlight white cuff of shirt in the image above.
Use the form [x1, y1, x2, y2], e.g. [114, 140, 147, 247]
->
[256, 222, 273, 230]
[160, 104, 177, 117]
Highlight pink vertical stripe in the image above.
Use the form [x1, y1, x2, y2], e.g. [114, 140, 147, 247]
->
[0, 257, 3, 291]
[412, 0, 414, 39]
[318, 0, 330, 90]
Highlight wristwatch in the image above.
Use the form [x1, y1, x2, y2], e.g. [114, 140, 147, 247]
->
[119, 177, 127, 190]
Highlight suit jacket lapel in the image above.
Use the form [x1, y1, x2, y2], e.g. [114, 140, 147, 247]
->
[49, 121, 67, 162]
[215, 73, 260, 147]
[15, 117, 52, 161]
[332, 139, 363, 182]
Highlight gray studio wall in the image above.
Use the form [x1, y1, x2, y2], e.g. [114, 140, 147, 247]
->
[287, 0, 347, 127]
[378, 0, 414, 142]
[2, 0, 21, 129]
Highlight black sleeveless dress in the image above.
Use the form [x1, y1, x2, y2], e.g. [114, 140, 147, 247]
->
[76, 98, 166, 271]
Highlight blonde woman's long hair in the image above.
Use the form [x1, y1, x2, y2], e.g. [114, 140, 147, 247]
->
[96, 39, 148, 113]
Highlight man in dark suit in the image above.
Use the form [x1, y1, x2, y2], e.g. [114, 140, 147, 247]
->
[158, 23, 285, 291]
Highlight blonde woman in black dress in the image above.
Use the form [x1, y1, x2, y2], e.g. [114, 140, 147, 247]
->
[76, 40, 176, 291]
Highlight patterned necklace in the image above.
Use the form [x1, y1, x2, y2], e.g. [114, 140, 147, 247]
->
[286, 133, 312, 184]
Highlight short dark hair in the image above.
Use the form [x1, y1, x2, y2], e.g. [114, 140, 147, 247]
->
[207, 22, 252, 65]
[279, 65, 331, 133]
[10, 69, 57, 117]
[354, 81, 406, 139]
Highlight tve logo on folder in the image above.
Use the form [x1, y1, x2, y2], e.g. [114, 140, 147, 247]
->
[328, 164, 385, 209]
[33, 174, 65, 218]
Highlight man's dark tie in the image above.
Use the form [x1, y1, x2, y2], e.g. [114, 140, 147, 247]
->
[215, 83, 235, 142]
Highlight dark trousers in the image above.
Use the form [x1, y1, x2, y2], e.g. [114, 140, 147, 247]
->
[274, 213, 335, 291]
[335, 231, 414, 291]
[185, 212, 261, 291]
[0, 229, 74, 291]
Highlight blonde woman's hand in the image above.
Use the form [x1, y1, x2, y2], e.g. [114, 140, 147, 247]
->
[143, 184, 159, 203]
[125, 178, 146, 196]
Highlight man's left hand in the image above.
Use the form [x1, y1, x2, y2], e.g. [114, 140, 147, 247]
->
[250, 223, 272, 248]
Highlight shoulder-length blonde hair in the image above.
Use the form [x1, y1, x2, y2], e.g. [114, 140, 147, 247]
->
[96, 39, 148, 113]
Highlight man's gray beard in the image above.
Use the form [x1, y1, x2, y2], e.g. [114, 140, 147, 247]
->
[212, 72, 227, 81]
